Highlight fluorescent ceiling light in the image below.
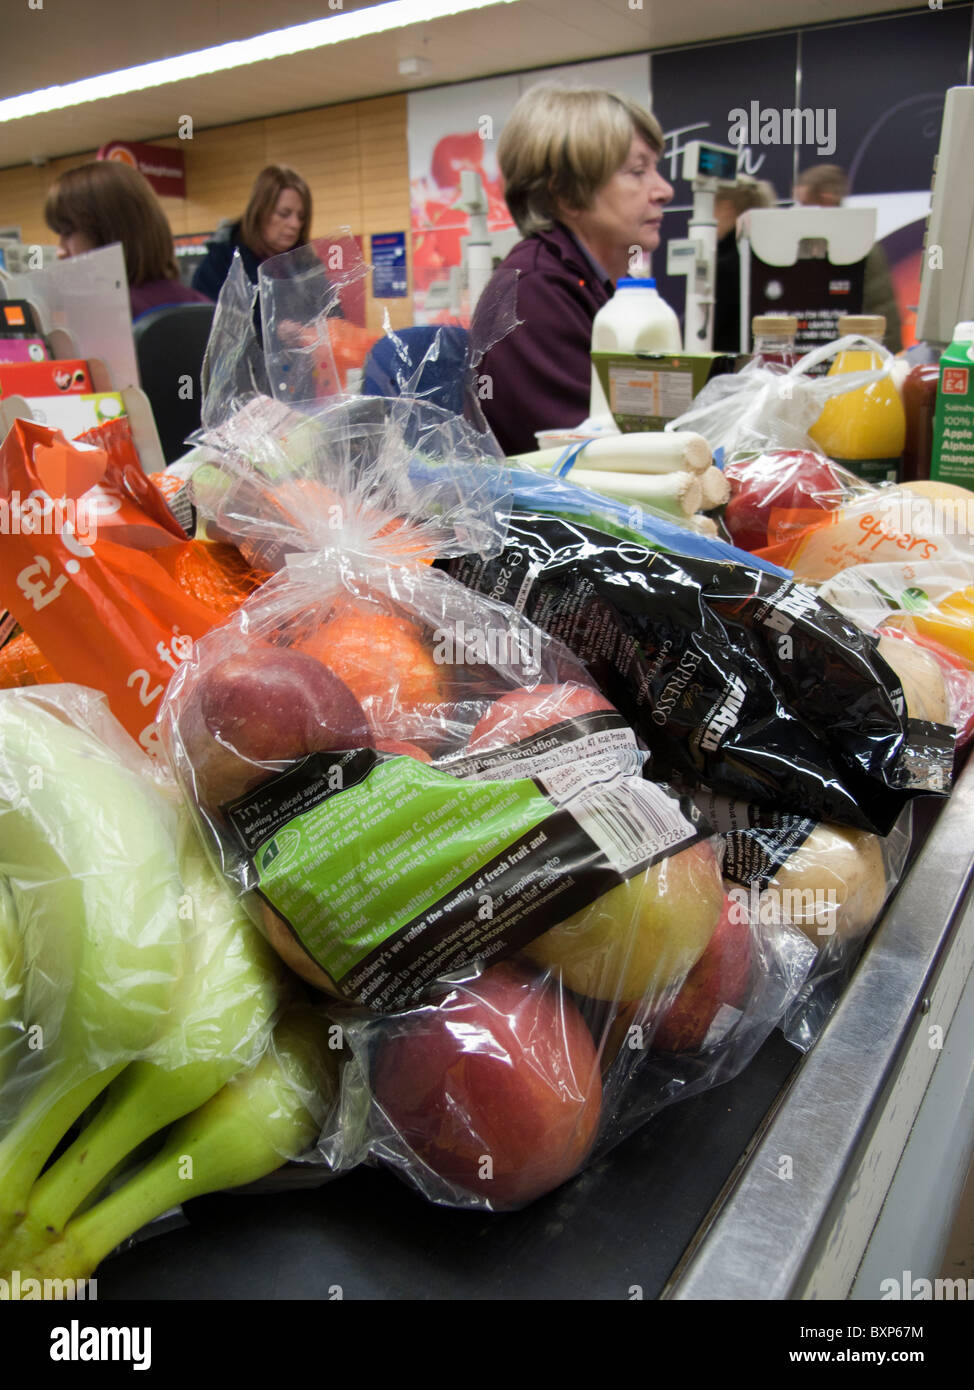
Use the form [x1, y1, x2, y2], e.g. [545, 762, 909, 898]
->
[0, 0, 520, 121]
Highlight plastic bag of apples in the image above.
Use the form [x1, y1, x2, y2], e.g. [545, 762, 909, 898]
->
[329, 900, 814, 1211]
[159, 392, 814, 1212]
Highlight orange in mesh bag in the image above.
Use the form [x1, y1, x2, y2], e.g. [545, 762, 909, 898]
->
[0, 630, 60, 687]
[0, 417, 263, 755]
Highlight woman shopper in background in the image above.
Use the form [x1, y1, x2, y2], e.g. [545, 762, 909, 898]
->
[473, 84, 674, 456]
[192, 165, 313, 301]
[44, 161, 209, 321]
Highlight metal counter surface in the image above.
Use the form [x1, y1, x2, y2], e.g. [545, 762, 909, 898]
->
[90, 1029, 802, 1301]
[669, 752, 974, 1301]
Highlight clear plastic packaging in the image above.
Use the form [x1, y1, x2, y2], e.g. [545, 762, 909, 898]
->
[0, 685, 190, 1235]
[200, 232, 368, 429]
[443, 511, 954, 835]
[338, 962, 609, 1210]
[260, 233, 363, 405]
[686, 788, 913, 1051]
[189, 391, 509, 577]
[200, 256, 271, 430]
[200, 232, 519, 441]
[160, 515, 721, 1012]
[818, 558, 974, 747]
[775, 806, 915, 1051]
[4, 1004, 339, 1283]
[667, 334, 897, 462]
[157, 400, 817, 1211]
[597, 891, 814, 1138]
[329, 894, 814, 1211]
[751, 479, 974, 583]
[722, 447, 865, 554]
[501, 462, 792, 576]
[0, 684, 322, 1275]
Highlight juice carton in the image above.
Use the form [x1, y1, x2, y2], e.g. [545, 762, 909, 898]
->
[931, 322, 974, 487]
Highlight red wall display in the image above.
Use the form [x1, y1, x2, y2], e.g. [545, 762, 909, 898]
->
[97, 141, 187, 199]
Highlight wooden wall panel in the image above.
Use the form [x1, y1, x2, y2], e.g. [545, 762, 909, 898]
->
[0, 93, 414, 331]
[174, 122, 267, 235]
[357, 95, 412, 333]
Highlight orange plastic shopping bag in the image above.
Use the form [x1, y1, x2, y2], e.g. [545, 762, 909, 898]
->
[0, 417, 248, 756]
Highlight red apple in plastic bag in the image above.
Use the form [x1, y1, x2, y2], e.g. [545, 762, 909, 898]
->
[724, 450, 848, 552]
[373, 962, 602, 1208]
[466, 682, 616, 752]
[651, 891, 752, 1052]
[181, 643, 372, 809]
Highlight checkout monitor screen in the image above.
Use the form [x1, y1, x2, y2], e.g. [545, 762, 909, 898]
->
[696, 145, 739, 181]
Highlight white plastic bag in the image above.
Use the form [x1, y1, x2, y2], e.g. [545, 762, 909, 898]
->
[667, 335, 893, 459]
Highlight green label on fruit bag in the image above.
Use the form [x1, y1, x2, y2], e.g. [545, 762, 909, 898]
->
[226, 750, 602, 1009]
[227, 745, 701, 1011]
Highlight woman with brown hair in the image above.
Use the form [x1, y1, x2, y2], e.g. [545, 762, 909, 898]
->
[191, 165, 313, 301]
[44, 160, 209, 320]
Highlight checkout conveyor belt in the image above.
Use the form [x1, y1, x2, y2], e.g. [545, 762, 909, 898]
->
[90, 758, 974, 1302]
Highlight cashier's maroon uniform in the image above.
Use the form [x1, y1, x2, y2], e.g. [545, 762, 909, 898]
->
[475, 223, 615, 456]
[130, 279, 210, 322]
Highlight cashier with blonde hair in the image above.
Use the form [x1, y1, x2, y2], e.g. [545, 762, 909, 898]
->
[474, 84, 674, 455]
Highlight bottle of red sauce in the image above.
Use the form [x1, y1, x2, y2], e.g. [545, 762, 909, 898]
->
[901, 359, 942, 482]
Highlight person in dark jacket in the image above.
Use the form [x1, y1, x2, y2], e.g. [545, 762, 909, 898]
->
[712, 179, 777, 353]
[44, 161, 209, 321]
[794, 164, 903, 352]
[473, 84, 674, 456]
[192, 165, 313, 301]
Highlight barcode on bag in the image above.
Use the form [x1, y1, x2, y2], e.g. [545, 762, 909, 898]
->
[572, 778, 697, 874]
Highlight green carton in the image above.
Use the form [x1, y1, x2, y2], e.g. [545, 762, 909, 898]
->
[931, 323, 974, 487]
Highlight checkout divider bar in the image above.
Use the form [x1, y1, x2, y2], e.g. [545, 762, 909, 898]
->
[666, 754, 974, 1302]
